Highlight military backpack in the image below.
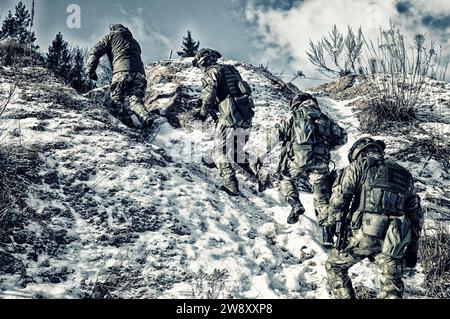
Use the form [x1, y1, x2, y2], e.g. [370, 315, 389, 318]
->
[215, 65, 255, 127]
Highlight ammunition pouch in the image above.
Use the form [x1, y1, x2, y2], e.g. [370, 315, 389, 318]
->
[235, 95, 255, 121]
[361, 213, 390, 238]
[238, 80, 253, 96]
[218, 95, 254, 127]
[359, 188, 406, 215]
[290, 143, 331, 167]
[382, 217, 412, 259]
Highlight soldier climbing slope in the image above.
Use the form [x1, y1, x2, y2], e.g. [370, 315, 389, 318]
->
[257, 93, 348, 247]
[325, 137, 424, 299]
[193, 48, 259, 196]
[87, 24, 154, 130]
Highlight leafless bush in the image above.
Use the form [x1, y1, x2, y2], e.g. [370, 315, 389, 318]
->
[307, 25, 364, 77]
[354, 285, 378, 299]
[0, 82, 16, 118]
[190, 269, 230, 299]
[0, 146, 41, 229]
[420, 221, 450, 298]
[363, 25, 448, 123]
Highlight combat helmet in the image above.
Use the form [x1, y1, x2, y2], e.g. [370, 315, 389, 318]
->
[348, 137, 386, 163]
[290, 92, 318, 110]
[193, 49, 222, 69]
[109, 24, 127, 32]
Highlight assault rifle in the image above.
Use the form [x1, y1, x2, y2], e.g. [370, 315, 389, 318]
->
[334, 204, 353, 252]
[336, 214, 351, 252]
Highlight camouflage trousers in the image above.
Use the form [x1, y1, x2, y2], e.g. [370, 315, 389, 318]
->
[326, 218, 412, 299]
[110, 71, 151, 126]
[211, 122, 253, 187]
[280, 161, 331, 225]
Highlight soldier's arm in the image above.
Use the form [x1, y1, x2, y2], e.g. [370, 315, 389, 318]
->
[258, 115, 292, 160]
[200, 68, 220, 117]
[404, 183, 424, 254]
[87, 35, 111, 74]
[330, 120, 348, 149]
[328, 161, 362, 222]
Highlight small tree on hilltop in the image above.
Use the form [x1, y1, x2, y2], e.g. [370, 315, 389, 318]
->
[47, 32, 72, 81]
[0, 1, 36, 46]
[0, 11, 17, 40]
[177, 31, 200, 58]
[69, 47, 93, 93]
[14, 1, 36, 46]
[307, 25, 364, 77]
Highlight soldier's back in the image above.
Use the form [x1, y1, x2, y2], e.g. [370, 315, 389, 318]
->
[109, 30, 145, 74]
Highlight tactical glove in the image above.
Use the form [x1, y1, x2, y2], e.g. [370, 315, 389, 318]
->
[142, 117, 154, 130]
[325, 209, 342, 227]
[194, 112, 208, 122]
[405, 250, 418, 268]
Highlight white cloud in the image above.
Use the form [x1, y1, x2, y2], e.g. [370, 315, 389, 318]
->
[246, 0, 450, 82]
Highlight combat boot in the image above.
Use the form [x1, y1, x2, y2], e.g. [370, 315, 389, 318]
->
[221, 176, 240, 197]
[202, 154, 217, 169]
[238, 162, 258, 183]
[257, 172, 272, 193]
[322, 226, 335, 248]
[287, 197, 305, 224]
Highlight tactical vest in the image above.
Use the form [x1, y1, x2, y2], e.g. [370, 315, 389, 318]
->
[358, 158, 412, 215]
[287, 109, 332, 165]
[213, 65, 255, 126]
[220, 65, 244, 98]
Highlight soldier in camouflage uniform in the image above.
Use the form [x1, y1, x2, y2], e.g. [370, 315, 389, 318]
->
[87, 24, 153, 129]
[193, 49, 257, 196]
[258, 93, 347, 246]
[325, 137, 424, 299]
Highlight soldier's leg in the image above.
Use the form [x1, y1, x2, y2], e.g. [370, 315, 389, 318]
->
[327, 229, 385, 299]
[308, 167, 332, 225]
[129, 73, 154, 128]
[325, 249, 361, 299]
[309, 168, 335, 247]
[110, 73, 126, 115]
[234, 125, 257, 180]
[212, 124, 239, 195]
[280, 174, 299, 203]
[110, 73, 134, 127]
[280, 165, 305, 224]
[376, 254, 405, 299]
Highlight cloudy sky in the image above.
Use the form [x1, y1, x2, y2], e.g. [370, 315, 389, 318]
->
[1, 0, 449, 87]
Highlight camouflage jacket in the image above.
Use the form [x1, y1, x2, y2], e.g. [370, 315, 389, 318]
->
[87, 27, 145, 75]
[200, 64, 243, 117]
[328, 153, 424, 252]
[261, 100, 348, 173]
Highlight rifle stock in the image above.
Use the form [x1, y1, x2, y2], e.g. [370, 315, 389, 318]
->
[210, 111, 219, 123]
[335, 207, 352, 252]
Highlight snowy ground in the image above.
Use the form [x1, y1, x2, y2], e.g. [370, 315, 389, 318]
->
[0, 60, 443, 299]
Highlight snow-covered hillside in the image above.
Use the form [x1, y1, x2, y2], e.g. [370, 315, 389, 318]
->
[0, 60, 447, 299]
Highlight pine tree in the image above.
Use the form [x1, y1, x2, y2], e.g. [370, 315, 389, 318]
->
[14, 1, 36, 45]
[177, 31, 200, 58]
[0, 11, 17, 40]
[47, 32, 72, 81]
[69, 48, 87, 92]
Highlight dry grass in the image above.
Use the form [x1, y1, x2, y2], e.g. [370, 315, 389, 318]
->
[190, 269, 230, 299]
[0, 146, 41, 231]
[420, 222, 450, 298]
